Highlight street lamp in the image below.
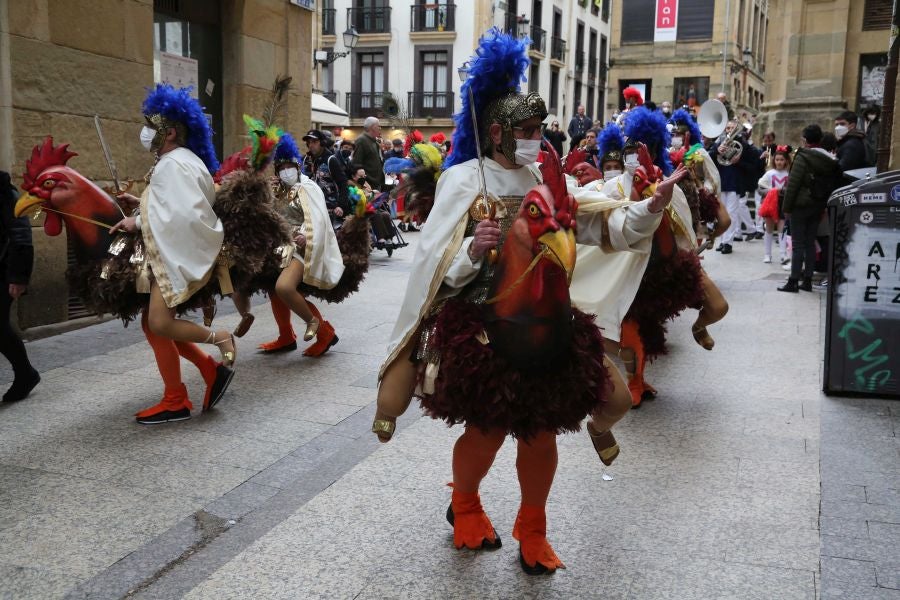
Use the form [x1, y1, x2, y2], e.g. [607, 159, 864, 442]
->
[457, 62, 469, 82]
[314, 26, 359, 66]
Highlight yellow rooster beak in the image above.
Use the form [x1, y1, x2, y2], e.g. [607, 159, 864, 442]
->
[14, 193, 44, 219]
[538, 228, 577, 284]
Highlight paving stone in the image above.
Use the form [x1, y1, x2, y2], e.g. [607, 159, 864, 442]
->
[821, 556, 878, 587]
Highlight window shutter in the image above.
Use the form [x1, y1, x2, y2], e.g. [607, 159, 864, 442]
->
[864, 0, 893, 31]
[677, 0, 716, 41]
[621, 0, 655, 43]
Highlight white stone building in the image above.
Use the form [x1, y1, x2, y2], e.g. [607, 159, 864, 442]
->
[309, 1, 611, 145]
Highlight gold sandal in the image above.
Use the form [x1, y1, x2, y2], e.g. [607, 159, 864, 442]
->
[692, 324, 715, 351]
[587, 421, 620, 466]
[371, 416, 396, 442]
[210, 331, 237, 367]
[303, 317, 320, 342]
[233, 313, 255, 338]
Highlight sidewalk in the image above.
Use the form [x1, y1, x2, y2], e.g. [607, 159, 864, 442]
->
[1, 231, 898, 599]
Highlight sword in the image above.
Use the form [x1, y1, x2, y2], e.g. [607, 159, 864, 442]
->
[94, 115, 127, 219]
[467, 85, 492, 219]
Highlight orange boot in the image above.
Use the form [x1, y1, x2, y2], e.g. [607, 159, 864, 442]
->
[135, 384, 192, 424]
[513, 504, 565, 574]
[258, 294, 298, 353]
[447, 489, 502, 550]
[620, 320, 645, 407]
[302, 303, 338, 357]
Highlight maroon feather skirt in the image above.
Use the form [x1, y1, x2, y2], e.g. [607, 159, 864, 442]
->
[417, 299, 610, 440]
[625, 248, 705, 359]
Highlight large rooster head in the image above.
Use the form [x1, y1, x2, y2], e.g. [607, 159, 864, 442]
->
[630, 142, 664, 201]
[15, 137, 121, 261]
[569, 162, 602, 187]
[484, 141, 578, 366]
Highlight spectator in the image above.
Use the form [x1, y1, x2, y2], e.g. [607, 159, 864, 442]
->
[660, 101, 673, 117]
[336, 138, 354, 174]
[544, 120, 567, 157]
[384, 138, 405, 160]
[567, 104, 593, 150]
[302, 129, 351, 227]
[778, 124, 840, 293]
[351, 164, 395, 249]
[862, 105, 880, 166]
[583, 128, 600, 168]
[0, 171, 39, 402]
[354, 117, 385, 191]
[756, 147, 792, 264]
[834, 110, 869, 170]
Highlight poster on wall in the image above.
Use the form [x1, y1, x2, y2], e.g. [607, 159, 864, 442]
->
[159, 52, 199, 99]
[654, 0, 679, 42]
[858, 53, 887, 111]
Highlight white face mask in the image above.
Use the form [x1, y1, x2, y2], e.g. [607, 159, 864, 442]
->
[866, 113, 877, 121]
[140, 126, 157, 151]
[514, 139, 542, 166]
[279, 167, 299, 186]
[604, 169, 622, 180]
[624, 153, 639, 174]
[834, 125, 849, 140]
[671, 136, 683, 150]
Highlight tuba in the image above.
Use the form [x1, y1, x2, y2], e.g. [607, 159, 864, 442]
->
[715, 124, 745, 166]
[698, 99, 728, 140]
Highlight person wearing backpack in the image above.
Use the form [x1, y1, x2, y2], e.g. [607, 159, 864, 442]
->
[779, 124, 841, 293]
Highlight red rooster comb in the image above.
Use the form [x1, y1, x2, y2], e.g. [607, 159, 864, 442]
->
[623, 87, 644, 106]
[213, 147, 251, 184]
[429, 132, 446, 144]
[563, 147, 588, 174]
[404, 130, 425, 157]
[540, 140, 574, 221]
[23, 137, 78, 190]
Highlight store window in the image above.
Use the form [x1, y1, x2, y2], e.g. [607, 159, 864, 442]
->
[673, 76, 709, 109]
[858, 53, 888, 111]
[153, 0, 223, 158]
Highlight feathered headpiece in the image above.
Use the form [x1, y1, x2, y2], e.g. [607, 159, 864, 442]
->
[273, 132, 302, 167]
[624, 107, 672, 175]
[384, 156, 415, 175]
[403, 130, 424, 157]
[410, 142, 443, 178]
[670, 108, 702, 146]
[598, 123, 625, 166]
[142, 84, 219, 174]
[429, 132, 447, 145]
[445, 28, 532, 169]
[242, 115, 282, 172]
[401, 143, 446, 221]
[623, 87, 644, 106]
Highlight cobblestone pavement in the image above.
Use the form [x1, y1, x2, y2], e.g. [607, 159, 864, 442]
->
[1, 229, 898, 599]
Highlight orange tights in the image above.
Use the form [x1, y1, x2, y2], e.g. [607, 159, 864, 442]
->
[141, 311, 216, 399]
[270, 293, 296, 341]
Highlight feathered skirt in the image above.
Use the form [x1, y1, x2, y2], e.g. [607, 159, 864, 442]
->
[624, 248, 705, 359]
[415, 298, 610, 440]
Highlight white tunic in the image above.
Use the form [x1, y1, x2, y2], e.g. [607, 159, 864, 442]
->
[138, 147, 224, 308]
[290, 174, 345, 289]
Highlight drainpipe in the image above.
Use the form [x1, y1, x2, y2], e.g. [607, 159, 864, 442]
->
[876, 0, 900, 172]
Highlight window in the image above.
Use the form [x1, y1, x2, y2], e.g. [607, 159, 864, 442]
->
[574, 81, 583, 112]
[529, 63, 540, 94]
[350, 50, 387, 117]
[677, 0, 715, 41]
[673, 76, 709, 109]
[599, 34, 608, 82]
[550, 68, 560, 113]
[587, 86, 595, 120]
[413, 49, 451, 117]
[864, 0, 892, 30]
[618, 79, 651, 109]
[602, 0, 610, 22]
[591, 0, 599, 16]
[597, 89, 605, 123]
[857, 53, 888, 110]
[620, 0, 654, 43]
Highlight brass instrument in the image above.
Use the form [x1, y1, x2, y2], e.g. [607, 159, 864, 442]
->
[715, 122, 751, 166]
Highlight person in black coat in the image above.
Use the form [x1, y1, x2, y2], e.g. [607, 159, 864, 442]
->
[0, 171, 39, 402]
[834, 110, 869, 171]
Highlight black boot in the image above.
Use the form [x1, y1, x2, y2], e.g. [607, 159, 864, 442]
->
[778, 278, 799, 293]
[799, 277, 813, 292]
[3, 368, 40, 402]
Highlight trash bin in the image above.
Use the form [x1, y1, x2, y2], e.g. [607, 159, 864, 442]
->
[823, 170, 900, 397]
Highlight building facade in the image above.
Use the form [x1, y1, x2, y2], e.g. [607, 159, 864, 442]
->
[606, 0, 768, 119]
[310, 0, 611, 145]
[756, 0, 892, 147]
[0, 0, 314, 329]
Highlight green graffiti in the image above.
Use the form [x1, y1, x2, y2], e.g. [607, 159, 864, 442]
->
[838, 315, 893, 391]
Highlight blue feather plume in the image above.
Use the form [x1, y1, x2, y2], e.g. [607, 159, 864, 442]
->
[670, 109, 702, 147]
[445, 28, 531, 169]
[624, 107, 672, 175]
[142, 84, 219, 174]
[274, 132, 302, 165]
[384, 157, 415, 174]
[597, 123, 625, 160]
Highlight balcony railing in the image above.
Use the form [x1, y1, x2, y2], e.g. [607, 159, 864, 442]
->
[551, 36, 566, 62]
[347, 6, 391, 34]
[530, 25, 546, 54]
[321, 90, 338, 104]
[407, 91, 455, 119]
[322, 8, 336, 35]
[504, 12, 518, 33]
[574, 50, 585, 75]
[346, 92, 388, 119]
[410, 3, 455, 32]
[588, 56, 597, 81]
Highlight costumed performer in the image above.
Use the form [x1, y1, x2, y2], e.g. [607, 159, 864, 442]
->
[370, 30, 685, 575]
[111, 84, 236, 423]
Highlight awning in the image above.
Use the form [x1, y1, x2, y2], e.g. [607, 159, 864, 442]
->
[311, 93, 349, 127]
